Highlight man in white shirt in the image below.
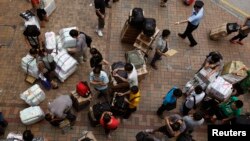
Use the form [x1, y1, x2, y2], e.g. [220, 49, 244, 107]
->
[113, 63, 138, 88]
[175, 0, 204, 47]
[182, 85, 205, 115]
[183, 112, 204, 133]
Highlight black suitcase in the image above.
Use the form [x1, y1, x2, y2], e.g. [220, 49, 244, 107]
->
[111, 95, 128, 116]
[88, 102, 111, 127]
[111, 61, 128, 83]
[142, 18, 156, 37]
[129, 8, 144, 28]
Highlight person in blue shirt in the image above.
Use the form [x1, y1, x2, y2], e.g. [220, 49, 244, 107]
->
[175, 0, 204, 47]
[90, 66, 109, 99]
[157, 87, 183, 118]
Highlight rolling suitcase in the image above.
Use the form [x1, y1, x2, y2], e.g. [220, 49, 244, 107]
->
[71, 90, 91, 112]
[129, 8, 144, 28]
[142, 18, 156, 37]
[111, 94, 128, 116]
[20, 106, 45, 125]
[88, 102, 110, 127]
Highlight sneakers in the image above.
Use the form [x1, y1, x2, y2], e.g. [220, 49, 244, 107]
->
[95, 29, 103, 37]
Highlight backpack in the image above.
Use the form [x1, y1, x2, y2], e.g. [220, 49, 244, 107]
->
[226, 23, 240, 34]
[80, 32, 92, 48]
[23, 25, 41, 48]
[93, 102, 111, 120]
[76, 81, 91, 97]
[129, 8, 144, 28]
[142, 18, 156, 37]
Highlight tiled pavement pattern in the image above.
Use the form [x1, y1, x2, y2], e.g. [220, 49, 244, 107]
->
[0, 0, 250, 141]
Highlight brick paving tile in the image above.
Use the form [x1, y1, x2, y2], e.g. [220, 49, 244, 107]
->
[0, 0, 250, 141]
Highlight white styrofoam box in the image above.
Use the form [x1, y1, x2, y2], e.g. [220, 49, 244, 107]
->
[21, 54, 39, 78]
[55, 65, 77, 82]
[58, 27, 77, 49]
[20, 84, 46, 106]
[20, 106, 45, 125]
[43, 0, 56, 17]
[53, 50, 78, 72]
[206, 76, 232, 101]
[45, 31, 56, 50]
[24, 16, 40, 29]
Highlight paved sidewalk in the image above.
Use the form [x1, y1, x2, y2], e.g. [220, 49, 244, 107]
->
[0, 0, 250, 141]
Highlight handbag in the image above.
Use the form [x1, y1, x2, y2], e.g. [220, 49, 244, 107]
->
[165, 102, 177, 111]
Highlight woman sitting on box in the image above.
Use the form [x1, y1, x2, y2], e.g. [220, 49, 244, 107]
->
[199, 51, 223, 78]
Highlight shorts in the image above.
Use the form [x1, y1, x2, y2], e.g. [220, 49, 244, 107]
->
[37, 8, 47, 21]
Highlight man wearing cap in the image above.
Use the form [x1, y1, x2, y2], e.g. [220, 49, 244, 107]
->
[175, 0, 204, 47]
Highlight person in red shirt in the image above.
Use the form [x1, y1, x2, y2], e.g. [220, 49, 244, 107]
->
[31, 0, 40, 9]
[100, 111, 120, 139]
[31, 0, 49, 28]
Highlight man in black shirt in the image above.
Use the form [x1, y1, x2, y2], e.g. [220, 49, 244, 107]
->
[94, 0, 106, 37]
